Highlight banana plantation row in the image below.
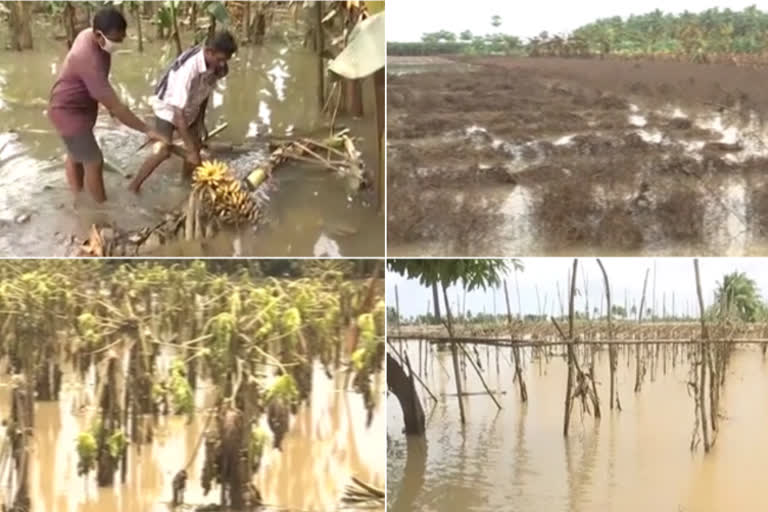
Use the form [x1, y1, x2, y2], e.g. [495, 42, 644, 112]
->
[388, 6, 768, 63]
[0, 259, 384, 511]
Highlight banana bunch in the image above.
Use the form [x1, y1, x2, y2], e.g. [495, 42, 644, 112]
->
[192, 160, 259, 224]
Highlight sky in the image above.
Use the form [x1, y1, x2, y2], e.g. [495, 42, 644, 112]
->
[387, 0, 767, 41]
[385, 258, 768, 319]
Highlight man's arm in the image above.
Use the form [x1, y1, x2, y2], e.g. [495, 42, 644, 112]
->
[81, 63, 167, 142]
[102, 94, 150, 133]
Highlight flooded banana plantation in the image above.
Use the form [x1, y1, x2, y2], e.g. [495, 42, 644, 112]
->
[387, 258, 768, 512]
[0, 1, 384, 257]
[0, 259, 385, 511]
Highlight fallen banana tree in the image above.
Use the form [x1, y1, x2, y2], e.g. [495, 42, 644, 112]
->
[74, 130, 365, 257]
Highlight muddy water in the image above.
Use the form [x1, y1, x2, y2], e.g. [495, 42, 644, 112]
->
[388, 341, 768, 512]
[7, 363, 384, 512]
[0, 27, 382, 256]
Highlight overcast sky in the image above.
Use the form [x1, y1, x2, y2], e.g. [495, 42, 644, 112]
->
[385, 259, 768, 319]
[387, 1, 766, 41]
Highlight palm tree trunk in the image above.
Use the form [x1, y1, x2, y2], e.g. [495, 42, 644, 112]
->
[343, 80, 364, 117]
[340, 6, 363, 116]
[242, 0, 250, 44]
[170, 1, 182, 56]
[7, 0, 33, 51]
[156, 3, 164, 40]
[18, 1, 32, 49]
[63, 2, 76, 49]
[387, 353, 426, 435]
[374, 68, 384, 212]
[254, 10, 267, 45]
[314, 2, 325, 109]
[133, 3, 144, 53]
[190, 2, 198, 38]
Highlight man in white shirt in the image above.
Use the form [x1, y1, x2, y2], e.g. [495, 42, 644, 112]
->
[129, 31, 237, 193]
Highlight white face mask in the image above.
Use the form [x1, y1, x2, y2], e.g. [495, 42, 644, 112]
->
[97, 31, 121, 54]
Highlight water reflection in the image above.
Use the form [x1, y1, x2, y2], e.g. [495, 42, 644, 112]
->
[3, 362, 383, 512]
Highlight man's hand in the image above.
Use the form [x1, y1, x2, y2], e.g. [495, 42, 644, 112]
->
[146, 129, 171, 146]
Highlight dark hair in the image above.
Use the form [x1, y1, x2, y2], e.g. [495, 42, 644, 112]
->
[93, 7, 127, 34]
[206, 31, 238, 57]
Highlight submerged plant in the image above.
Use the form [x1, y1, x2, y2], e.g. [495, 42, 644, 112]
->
[169, 360, 195, 415]
[76, 432, 97, 477]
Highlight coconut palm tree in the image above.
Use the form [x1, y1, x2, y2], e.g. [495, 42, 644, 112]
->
[714, 272, 764, 322]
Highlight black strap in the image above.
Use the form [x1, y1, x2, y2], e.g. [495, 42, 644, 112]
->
[154, 46, 203, 100]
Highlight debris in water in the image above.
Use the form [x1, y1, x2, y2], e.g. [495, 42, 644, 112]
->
[313, 233, 341, 257]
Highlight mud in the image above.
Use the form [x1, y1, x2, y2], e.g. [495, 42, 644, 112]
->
[387, 56, 768, 256]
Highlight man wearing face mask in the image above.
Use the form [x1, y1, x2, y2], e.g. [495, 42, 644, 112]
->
[48, 6, 168, 203]
[129, 31, 237, 194]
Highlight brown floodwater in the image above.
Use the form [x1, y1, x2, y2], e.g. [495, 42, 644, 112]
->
[0, 19, 383, 256]
[3, 363, 384, 512]
[388, 340, 768, 512]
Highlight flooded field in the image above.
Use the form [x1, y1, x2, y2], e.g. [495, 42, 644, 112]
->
[0, 20, 383, 257]
[21, 364, 384, 512]
[387, 56, 768, 256]
[387, 339, 768, 512]
[0, 259, 386, 511]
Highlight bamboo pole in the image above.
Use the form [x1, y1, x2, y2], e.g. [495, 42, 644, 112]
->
[442, 283, 465, 425]
[504, 280, 527, 402]
[395, 285, 402, 356]
[635, 268, 650, 392]
[562, 259, 578, 437]
[454, 340, 502, 411]
[693, 259, 711, 453]
[388, 335, 768, 347]
[597, 258, 619, 410]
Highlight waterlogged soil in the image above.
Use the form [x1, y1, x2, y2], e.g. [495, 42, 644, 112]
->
[0, 27, 383, 257]
[10, 363, 384, 512]
[387, 56, 768, 256]
[388, 341, 768, 512]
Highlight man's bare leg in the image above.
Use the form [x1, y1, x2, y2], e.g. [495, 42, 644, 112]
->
[183, 160, 196, 180]
[65, 153, 84, 194]
[83, 158, 107, 203]
[130, 146, 171, 193]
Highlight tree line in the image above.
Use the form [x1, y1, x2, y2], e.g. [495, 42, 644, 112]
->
[388, 270, 767, 325]
[387, 6, 768, 62]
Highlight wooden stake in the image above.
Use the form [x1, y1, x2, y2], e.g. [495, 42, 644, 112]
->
[693, 259, 711, 453]
[442, 283, 466, 425]
[562, 259, 578, 437]
[503, 280, 527, 402]
[597, 259, 620, 411]
[635, 268, 650, 393]
[455, 341, 502, 411]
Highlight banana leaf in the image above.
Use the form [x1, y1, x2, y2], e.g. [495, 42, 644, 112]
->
[206, 1, 230, 25]
[365, 1, 384, 15]
[328, 12, 384, 79]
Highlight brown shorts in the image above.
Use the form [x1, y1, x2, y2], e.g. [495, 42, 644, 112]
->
[155, 117, 200, 142]
[61, 131, 102, 163]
